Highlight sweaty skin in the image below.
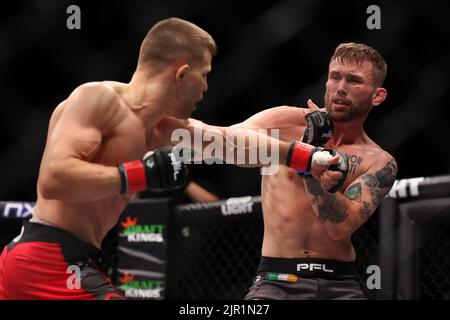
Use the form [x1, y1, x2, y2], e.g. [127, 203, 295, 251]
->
[158, 98, 395, 262]
[241, 106, 396, 261]
[34, 46, 215, 249]
[34, 83, 292, 248]
[34, 82, 164, 248]
[239, 57, 396, 262]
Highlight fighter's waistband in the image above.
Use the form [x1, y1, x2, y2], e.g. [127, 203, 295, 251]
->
[257, 256, 357, 280]
[8, 220, 101, 265]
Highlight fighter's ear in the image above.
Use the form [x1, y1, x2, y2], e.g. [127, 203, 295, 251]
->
[372, 87, 387, 107]
[175, 64, 190, 84]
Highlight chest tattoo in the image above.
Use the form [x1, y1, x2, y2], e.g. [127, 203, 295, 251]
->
[345, 154, 363, 175]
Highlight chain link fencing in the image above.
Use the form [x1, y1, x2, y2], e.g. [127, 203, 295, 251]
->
[1, 193, 450, 300]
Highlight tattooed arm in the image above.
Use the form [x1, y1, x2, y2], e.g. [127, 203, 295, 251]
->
[303, 153, 397, 240]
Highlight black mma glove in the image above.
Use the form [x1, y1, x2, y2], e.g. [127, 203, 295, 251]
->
[286, 141, 348, 193]
[117, 146, 186, 194]
[302, 110, 333, 147]
[324, 149, 349, 193]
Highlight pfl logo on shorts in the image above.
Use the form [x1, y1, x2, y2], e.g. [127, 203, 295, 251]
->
[297, 263, 334, 273]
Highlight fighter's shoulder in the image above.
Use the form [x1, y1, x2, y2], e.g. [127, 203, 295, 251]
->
[364, 143, 397, 173]
[255, 105, 308, 118]
[52, 82, 124, 131]
[70, 82, 120, 107]
[65, 82, 125, 123]
[243, 105, 307, 127]
[266, 105, 308, 113]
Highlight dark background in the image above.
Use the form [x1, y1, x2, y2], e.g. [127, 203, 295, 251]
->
[1, 0, 449, 201]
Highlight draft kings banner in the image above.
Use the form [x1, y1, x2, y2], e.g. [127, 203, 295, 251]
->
[116, 199, 171, 299]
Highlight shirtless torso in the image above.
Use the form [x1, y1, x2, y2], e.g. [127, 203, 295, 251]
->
[0, 17, 217, 300]
[242, 106, 395, 261]
[34, 81, 168, 248]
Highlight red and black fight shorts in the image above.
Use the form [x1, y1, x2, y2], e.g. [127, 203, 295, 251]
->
[0, 221, 124, 300]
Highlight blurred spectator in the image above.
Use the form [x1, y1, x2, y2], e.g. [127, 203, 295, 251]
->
[139, 165, 219, 204]
[184, 181, 219, 203]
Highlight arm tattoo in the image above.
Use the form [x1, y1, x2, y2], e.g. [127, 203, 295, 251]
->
[360, 159, 397, 222]
[360, 201, 371, 222]
[304, 159, 396, 225]
[344, 183, 361, 201]
[304, 177, 349, 223]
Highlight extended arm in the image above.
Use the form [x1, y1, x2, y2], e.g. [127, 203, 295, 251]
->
[158, 106, 308, 168]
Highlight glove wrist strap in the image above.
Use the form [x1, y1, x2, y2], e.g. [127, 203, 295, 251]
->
[287, 141, 315, 171]
[118, 160, 147, 193]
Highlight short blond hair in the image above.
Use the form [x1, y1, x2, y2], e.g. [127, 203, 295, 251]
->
[330, 42, 387, 86]
[138, 18, 217, 69]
